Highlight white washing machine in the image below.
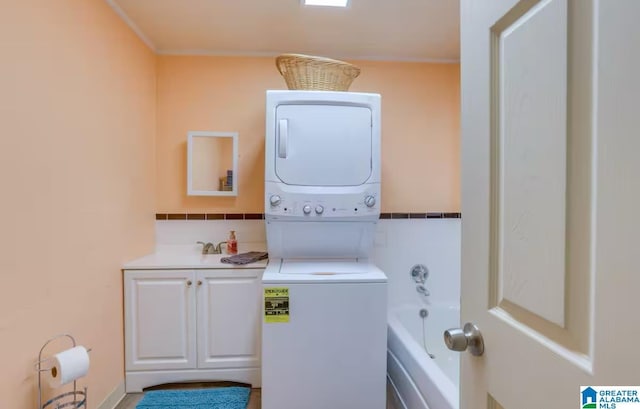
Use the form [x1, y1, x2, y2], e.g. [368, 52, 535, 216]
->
[262, 91, 387, 409]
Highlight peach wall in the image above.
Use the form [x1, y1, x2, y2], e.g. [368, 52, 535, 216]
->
[0, 1, 156, 407]
[156, 56, 460, 213]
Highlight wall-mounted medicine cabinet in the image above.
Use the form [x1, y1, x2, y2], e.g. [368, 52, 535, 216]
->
[187, 131, 238, 196]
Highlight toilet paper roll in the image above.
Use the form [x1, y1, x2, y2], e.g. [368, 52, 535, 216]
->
[48, 346, 90, 388]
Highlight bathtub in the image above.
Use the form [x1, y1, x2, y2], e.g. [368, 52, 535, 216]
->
[387, 305, 460, 409]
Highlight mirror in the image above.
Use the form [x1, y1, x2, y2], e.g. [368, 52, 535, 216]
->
[187, 131, 238, 196]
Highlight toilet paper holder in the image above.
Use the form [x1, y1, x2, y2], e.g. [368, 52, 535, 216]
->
[36, 334, 91, 409]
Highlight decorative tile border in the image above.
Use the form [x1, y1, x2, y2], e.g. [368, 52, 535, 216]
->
[378, 212, 461, 219]
[156, 212, 461, 220]
[156, 213, 265, 220]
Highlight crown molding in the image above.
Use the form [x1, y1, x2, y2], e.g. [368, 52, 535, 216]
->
[104, 0, 156, 51]
[157, 49, 459, 63]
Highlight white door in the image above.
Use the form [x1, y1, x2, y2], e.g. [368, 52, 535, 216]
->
[196, 269, 262, 369]
[124, 270, 196, 371]
[460, 0, 640, 407]
[275, 104, 372, 186]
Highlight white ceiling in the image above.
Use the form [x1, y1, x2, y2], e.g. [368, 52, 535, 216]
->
[108, 0, 460, 61]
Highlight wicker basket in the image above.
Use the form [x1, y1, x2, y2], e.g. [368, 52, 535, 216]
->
[275, 54, 361, 91]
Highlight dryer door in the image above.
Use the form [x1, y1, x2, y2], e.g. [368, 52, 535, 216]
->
[274, 104, 372, 186]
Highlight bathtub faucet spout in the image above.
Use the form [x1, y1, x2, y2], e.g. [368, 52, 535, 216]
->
[416, 285, 430, 297]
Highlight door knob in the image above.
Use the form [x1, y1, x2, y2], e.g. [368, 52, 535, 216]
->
[187, 280, 193, 287]
[444, 323, 484, 356]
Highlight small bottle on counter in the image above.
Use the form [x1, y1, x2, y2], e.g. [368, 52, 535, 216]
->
[227, 230, 238, 255]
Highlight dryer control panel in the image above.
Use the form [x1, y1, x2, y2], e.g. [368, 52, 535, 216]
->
[265, 193, 379, 220]
[265, 182, 380, 221]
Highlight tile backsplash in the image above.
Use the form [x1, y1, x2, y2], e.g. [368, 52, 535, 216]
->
[155, 219, 266, 248]
[373, 219, 460, 308]
[155, 217, 461, 309]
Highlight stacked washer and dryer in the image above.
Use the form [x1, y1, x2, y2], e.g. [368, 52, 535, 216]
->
[262, 90, 388, 409]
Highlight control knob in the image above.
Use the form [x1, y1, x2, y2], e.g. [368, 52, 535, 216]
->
[269, 195, 282, 207]
[315, 205, 324, 215]
[303, 205, 312, 215]
[364, 195, 376, 207]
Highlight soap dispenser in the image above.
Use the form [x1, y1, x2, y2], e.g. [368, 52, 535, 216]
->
[227, 230, 238, 255]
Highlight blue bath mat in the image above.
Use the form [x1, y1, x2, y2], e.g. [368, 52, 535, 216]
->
[135, 387, 250, 409]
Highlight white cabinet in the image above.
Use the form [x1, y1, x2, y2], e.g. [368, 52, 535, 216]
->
[124, 268, 262, 392]
[125, 270, 196, 371]
[196, 270, 261, 369]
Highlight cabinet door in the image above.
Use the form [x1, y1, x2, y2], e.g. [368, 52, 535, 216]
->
[124, 270, 196, 371]
[196, 269, 262, 369]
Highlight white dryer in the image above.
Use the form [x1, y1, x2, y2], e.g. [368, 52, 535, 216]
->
[262, 90, 387, 409]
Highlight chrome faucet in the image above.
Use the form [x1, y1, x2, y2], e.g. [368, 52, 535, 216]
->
[416, 285, 430, 297]
[197, 241, 227, 255]
[411, 264, 431, 297]
[410, 264, 429, 284]
[214, 241, 227, 254]
[197, 242, 215, 254]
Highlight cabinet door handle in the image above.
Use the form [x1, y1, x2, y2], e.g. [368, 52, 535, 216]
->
[197, 280, 203, 286]
[187, 280, 193, 286]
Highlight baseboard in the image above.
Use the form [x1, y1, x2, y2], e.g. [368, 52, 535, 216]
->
[126, 368, 261, 392]
[97, 380, 126, 409]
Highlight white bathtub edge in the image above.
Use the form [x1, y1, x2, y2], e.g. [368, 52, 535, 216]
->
[387, 376, 408, 409]
[387, 308, 459, 409]
[387, 349, 430, 409]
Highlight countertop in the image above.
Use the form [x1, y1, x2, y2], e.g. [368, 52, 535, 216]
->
[123, 244, 268, 270]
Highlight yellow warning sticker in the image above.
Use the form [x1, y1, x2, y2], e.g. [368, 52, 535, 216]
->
[264, 287, 289, 323]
